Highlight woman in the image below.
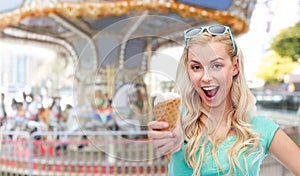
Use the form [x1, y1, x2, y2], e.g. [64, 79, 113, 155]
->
[148, 24, 300, 176]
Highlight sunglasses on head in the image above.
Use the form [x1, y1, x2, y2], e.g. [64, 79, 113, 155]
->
[184, 24, 237, 56]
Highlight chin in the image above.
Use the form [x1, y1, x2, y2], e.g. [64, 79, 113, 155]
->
[202, 97, 227, 109]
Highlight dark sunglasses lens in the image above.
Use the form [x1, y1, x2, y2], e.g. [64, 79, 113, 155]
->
[209, 26, 226, 34]
[186, 28, 202, 38]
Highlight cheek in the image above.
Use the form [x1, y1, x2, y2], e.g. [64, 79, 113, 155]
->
[188, 71, 199, 87]
[191, 79, 198, 89]
[222, 72, 234, 89]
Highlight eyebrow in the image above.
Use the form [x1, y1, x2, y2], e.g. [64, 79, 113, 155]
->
[188, 57, 224, 64]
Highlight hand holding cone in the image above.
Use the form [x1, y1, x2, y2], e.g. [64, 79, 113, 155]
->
[152, 93, 181, 162]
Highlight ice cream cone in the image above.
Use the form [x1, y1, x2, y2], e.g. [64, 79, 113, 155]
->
[153, 98, 181, 131]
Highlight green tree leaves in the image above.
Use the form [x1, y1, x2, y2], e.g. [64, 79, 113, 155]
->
[257, 21, 300, 83]
[271, 22, 300, 61]
[257, 51, 297, 83]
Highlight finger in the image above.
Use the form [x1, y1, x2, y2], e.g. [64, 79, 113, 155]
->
[151, 138, 169, 148]
[151, 137, 180, 154]
[148, 130, 173, 140]
[147, 121, 169, 130]
[171, 128, 180, 138]
[170, 138, 184, 153]
[156, 139, 177, 154]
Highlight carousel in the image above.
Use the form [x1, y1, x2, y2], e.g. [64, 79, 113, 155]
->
[0, 0, 257, 175]
[0, 0, 256, 127]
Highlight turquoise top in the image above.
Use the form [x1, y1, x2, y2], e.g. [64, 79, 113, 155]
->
[168, 116, 279, 176]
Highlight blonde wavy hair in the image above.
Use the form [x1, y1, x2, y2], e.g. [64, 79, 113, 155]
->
[175, 32, 263, 175]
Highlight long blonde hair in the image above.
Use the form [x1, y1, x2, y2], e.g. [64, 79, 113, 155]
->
[175, 32, 263, 175]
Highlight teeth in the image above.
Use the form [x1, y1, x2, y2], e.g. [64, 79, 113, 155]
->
[202, 87, 216, 91]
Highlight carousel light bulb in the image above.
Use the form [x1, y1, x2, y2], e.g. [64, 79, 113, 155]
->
[201, 10, 208, 16]
[165, 2, 171, 8]
[189, 7, 195, 13]
[179, 4, 185, 10]
[121, 1, 128, 7]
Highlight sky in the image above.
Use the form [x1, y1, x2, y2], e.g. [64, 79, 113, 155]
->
[0, 0, 23, 13]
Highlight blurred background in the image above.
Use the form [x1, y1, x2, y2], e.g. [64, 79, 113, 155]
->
[0, 0, 299, 175]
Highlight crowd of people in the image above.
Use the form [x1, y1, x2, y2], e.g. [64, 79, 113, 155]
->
[0, 91, 70, 134]
[0, 89, 126, 136]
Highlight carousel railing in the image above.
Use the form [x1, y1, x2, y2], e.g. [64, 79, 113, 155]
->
[0, 129, 297, 176]
[0, 130, 167, 176]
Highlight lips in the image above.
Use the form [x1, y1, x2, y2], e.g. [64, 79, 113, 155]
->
[202, 86, 219, 98]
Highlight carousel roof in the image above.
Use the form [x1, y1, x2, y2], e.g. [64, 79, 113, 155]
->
[0, 0, 257, 80]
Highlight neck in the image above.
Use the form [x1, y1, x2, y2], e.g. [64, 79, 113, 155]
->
[205, 102, 233, 123]
[204, 101, 235, 138]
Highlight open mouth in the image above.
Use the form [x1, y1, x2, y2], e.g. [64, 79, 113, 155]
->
[202, 86, 219, 98]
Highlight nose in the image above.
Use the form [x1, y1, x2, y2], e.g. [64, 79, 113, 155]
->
[202, 68, 212, 83]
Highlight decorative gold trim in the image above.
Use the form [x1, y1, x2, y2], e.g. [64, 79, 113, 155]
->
[0, 1, 249, 33]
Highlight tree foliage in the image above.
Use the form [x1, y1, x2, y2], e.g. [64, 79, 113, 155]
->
[256, 51, 297, 83]
[271, 21, 300, 61]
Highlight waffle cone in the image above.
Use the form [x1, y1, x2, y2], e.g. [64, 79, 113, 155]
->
[153, 98, 181, 163]
[153, 98, 181, 131]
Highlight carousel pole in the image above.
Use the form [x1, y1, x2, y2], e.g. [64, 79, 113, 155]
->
[146, 37, 154, 166]
[105, 64, 117, 164]
[106, 65, 116, 100]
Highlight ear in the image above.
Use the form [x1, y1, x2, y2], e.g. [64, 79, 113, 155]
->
[232, 57, 239, 77]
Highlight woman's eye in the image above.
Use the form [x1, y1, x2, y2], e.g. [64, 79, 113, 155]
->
[191, 65, 201, 70]
[211, 63, 222, 70]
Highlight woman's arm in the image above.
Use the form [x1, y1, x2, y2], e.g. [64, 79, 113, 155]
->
[269, 128, 300, 176]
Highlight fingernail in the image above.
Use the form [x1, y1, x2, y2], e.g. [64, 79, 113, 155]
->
[163, 123, 169, 128]
[147, 121, 155, 126]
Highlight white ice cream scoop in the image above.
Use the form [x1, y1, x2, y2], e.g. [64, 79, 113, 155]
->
[152, 92, 181, 106]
